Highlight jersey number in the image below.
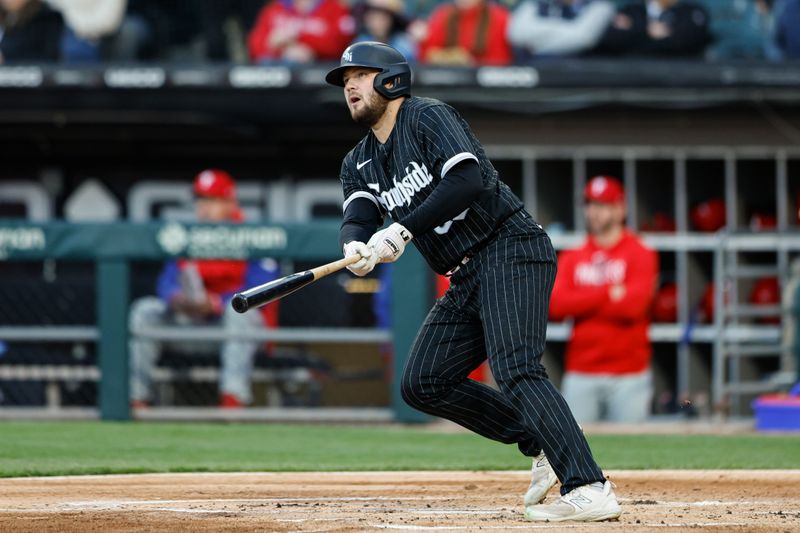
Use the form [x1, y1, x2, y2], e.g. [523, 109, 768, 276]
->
[434, 209, 469, 235]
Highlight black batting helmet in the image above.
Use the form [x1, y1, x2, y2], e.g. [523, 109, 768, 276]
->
[325, 41, 411, 100]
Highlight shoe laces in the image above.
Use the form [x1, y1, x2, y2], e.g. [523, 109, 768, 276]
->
[533, 453, 549, 468]
[560, 482, 604, 505]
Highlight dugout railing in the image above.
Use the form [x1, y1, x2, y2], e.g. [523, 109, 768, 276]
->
[2, 221, 799, 421]
[0, 221, 429, 422]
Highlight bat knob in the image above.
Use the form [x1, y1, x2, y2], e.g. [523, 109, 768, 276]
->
[231, 293, 249, 313]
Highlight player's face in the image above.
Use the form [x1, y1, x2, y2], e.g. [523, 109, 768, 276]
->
[195, 197, 236, 222]
[584, 201, 625, 235]
[343, 67, 389, 127]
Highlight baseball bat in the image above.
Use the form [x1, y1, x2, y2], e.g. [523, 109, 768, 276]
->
[231, 255, 362, 313]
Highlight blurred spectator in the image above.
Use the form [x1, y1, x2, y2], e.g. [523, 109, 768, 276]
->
[549, 176, 659, 423]
[352, 0, 417, 61]
[777, 0, 800, 58]
[508, 0, 615, 58]
[46, 0, 126, 63]
[703, 0, 779, 60]
[404, 0, 446, 19]
[129, 169, 280, 409]
[0, 0, 63, 63]
[104, 0, 201, 62]
[419, 0, 512, 65]
[594, 0, 711, 57]
[98, 0, 153, 60]
[756, 0, 787, 61]
[248, 0, 355, 64]
[197, 0, 264, 62]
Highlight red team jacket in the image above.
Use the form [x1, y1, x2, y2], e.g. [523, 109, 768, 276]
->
[248, 0, 355, 62]
[549, 230, 658, 375]
[420, 2, 513, 65]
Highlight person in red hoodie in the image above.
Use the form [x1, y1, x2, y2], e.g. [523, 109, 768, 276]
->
[550, 175, 658, 423]
[248, 0, 355, 63]
[129, 169, 280, 409]
[419, 0, 512, 65]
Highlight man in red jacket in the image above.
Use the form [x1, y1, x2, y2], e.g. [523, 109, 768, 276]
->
[550, 175, 658, 423]
[248, 0, 355, 63]
[129, 170, 280, 409]
[419, 0, 512, 65]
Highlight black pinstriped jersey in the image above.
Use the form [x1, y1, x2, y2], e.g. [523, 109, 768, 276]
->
[340, 96, 524, 275]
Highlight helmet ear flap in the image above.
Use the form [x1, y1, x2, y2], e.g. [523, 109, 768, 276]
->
[373, 66, 411, 99]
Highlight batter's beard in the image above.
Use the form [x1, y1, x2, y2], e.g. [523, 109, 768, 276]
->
[351, 92, 389, 127]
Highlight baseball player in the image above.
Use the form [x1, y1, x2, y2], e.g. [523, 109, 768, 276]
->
[326, 41, 620, 522]
[129, 170, 279, 409]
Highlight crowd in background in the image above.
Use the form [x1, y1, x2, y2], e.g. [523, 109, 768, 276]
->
[0, 0, 798, 65]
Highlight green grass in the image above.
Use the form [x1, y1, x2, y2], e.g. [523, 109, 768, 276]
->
[0, 422, 797, 477]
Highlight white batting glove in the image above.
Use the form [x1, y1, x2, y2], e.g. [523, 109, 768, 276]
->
[367, 223, 413, 263]
[343, 241, 379, 276]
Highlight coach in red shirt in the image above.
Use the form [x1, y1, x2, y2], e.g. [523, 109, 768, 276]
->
[550, 176, 659, 423]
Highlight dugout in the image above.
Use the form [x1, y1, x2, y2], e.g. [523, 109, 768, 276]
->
[1, 59, 800, 420]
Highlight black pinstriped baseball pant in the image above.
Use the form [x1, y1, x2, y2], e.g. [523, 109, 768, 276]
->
[400, 212, 606, 495]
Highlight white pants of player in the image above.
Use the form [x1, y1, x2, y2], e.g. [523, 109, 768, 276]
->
[129, 296, 263, 404]
[561, 369, 653, 424]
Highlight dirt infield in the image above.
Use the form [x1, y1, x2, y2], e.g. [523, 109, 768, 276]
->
[1, 470, 798, 532]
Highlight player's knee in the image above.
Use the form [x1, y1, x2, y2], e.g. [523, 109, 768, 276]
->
[490, 359, 548, 391]
[400, 371, 446, 409]
[400, 372, 425, 408]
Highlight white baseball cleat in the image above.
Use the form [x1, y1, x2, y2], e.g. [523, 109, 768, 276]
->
[524, 480, 621, 522]
[523, 451, 558, 506]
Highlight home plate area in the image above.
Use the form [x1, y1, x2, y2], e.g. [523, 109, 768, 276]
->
[1, 471, 798, 532]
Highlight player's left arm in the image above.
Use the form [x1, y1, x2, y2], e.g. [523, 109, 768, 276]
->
[369, 106, 484, 262]
[597, 247, 659, 321]
[399, 159, 483, 236]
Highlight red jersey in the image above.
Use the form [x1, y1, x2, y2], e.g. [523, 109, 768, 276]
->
[420, 1, 512, 65]
[248, 0, 355, 62]
[156, 209, 280, 329]
[549, 230, 658, 375]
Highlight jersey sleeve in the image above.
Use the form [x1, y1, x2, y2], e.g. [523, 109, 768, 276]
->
[340, 156, 383, 248]
[416, 104, 480, 180]
[340, 157, 382, 214]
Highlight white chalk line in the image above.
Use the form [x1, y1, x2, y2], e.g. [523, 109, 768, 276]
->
[276, 518, 352, 523]
[0, 496, 792, 514]
[61, 495, 451, 509]
[60, 497, 789, 510]
[618, 498, 792, 507]
[376, 519, 772, 531]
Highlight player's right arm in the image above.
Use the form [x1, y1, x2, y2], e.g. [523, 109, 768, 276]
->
[339, 157, 383, 276]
